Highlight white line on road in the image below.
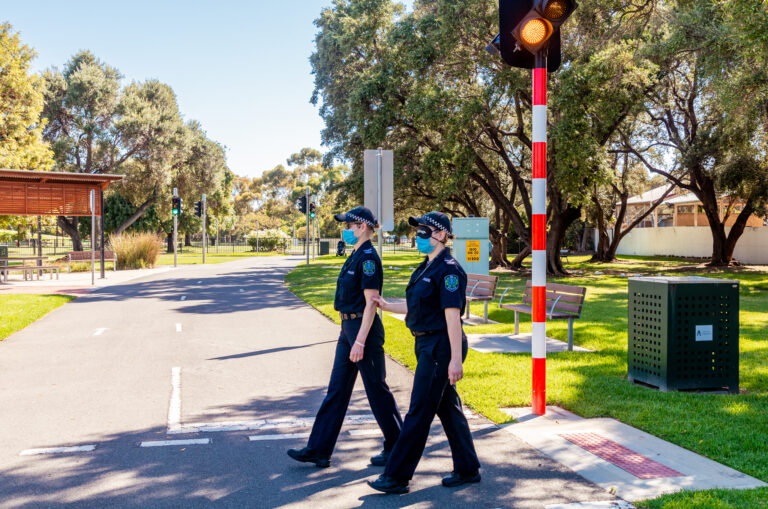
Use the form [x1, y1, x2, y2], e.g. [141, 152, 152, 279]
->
[180, 295, 186, 301]
[170, 414, 377, 434]
[176, 323, 182, 333]
[20, 445, 96, 456]
[248, 433, 310, 441]
[348, 429, 381, 436]
[140, 439, 210, 448]
[239, 289, 244, 292]
[168, 367, 181, 433]
[93, 328, 107, 336]
[197, 280, 202, 284]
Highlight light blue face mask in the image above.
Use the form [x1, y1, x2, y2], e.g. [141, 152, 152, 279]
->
[415, 236, 434, 254]
[342, 228, 358, 246]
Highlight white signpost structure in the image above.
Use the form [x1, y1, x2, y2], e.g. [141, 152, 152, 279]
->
[364, 148, 393, 319]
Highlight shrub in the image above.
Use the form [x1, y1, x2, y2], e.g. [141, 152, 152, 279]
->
[109, 232, 162, 270]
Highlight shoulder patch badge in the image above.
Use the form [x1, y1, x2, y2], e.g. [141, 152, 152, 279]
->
[444, 274, 459, 292]
[362, 259, 376, 276]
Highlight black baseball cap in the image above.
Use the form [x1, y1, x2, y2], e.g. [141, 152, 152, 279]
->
[334, 206, 378, 228]
[408, 211, 453, 237]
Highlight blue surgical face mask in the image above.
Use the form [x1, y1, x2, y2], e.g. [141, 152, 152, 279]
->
[342, 228, 358, 246]
[415, 236, 434, 254]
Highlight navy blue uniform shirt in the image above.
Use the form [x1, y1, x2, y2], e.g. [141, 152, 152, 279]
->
[405, 248, 466, 332]
[333, 239, 383, 313]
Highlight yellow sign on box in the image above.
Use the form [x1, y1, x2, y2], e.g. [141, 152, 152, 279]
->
[466, 240, 480, 262]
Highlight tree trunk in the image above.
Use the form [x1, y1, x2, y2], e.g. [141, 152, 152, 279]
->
[184, 233, 192, 247]
[510, 245, 531, 269]
[706, 201, 754, 266]
[580, 226, 590, 252]
[547, 190, 581, 276]
[57, 216, 83, 251]
[113, 194, 157, 236]
[166, 233, 173, 253]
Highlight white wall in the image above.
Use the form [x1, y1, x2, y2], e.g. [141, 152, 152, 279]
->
[608, 226, 768, 265]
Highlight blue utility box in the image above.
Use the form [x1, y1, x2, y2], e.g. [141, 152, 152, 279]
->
[452, 217, 489, 276]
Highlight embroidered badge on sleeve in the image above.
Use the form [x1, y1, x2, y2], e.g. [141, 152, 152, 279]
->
[444, 274, 459, 292]
[362, 259, 376, 276]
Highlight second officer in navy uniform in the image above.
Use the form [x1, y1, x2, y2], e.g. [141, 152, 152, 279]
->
[368, 211, 480, 493]
[287, 206, 402, 468]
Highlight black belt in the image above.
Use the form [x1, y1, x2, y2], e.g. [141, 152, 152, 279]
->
[412, 329, 447, 337]
[340, 312, 364, 321]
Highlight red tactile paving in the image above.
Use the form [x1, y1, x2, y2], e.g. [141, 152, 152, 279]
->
[559, 432, 684, 479]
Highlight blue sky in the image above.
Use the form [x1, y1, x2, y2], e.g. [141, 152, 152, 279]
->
[2, 0, 368, 178]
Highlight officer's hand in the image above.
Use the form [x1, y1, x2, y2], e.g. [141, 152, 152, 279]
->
[349, 342, 365, 363]
[371, 295, 388, 311]
[448, 358, 463, 385]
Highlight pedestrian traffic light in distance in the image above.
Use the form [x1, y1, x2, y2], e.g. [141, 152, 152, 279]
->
[296, 195, 307, 214]
[194, 201, 202, 217]
[309, 202, 316, 219]
[172, 196, 181, 216]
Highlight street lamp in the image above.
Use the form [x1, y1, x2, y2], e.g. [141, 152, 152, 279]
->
[489, 0, 577, 416]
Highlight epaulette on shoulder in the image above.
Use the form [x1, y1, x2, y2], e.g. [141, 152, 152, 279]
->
[445, 258, 457, 265]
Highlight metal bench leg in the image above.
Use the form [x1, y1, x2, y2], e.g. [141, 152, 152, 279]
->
[514, 311, 519, 335]
[483, 301, 488, 323]
[567, 319, 574, 351]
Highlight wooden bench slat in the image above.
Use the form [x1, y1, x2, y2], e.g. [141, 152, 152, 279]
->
[522, 289, 585, 304]
[467, 274, 498, 282]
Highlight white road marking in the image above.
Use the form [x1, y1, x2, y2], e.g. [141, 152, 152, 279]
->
[20, 445, 96, 456]
[140, 439, 210, 448]
[180, 295, 186, 301]
[348, 429, 381, 436]
[197, 280, 202, 284]
[239, 289, 244, 293]
[545, 502, 636, 509]
[176, 323, 182, 333]
[167, 367, 181, 433]
[93, 328, 107, 336]
[170, 414, 377, 434]
[248, 433, 310, 441]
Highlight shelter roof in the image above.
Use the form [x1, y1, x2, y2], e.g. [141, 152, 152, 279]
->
[0, 169, 124, 188]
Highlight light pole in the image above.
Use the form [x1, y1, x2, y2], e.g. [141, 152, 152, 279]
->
[489, 0, 577, 416]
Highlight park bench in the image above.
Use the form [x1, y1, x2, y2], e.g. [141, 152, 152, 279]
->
[498, 280, 587, 351]
[560, 249, 570, 263]
[465, 273, 499, 324]
[4, 265, 60, 281]
[67, 250, 117, 273]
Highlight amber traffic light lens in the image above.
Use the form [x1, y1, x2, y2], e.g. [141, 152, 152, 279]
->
[544, 0, 568, 20]
[521, 18, 548, 45]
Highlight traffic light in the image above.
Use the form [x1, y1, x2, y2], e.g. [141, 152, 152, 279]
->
[309, 202, 316, 219]
[172, 196, 181, 216]
[194, 201, 202, 217]
[296, 195, 307, 214]
[492, 0, 576, 71]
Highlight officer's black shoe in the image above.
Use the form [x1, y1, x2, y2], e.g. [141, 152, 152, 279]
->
[287, 447, 331, 468]
[441, 471, 481, 487]
[369, 449, 390, 467]
[367, 474, 409, 494]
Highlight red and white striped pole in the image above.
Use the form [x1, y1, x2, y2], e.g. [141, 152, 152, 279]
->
[531, 52, 547, 416]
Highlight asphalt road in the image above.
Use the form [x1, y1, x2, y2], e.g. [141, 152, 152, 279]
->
[0, 256, 612, 508]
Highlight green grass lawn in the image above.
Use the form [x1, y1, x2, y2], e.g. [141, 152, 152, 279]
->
[156, 251, 277, 265]
[0, 295, 75, 341]
[285, 253, 768, 508]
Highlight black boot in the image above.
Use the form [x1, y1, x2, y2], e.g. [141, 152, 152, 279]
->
[369, 449, 390, 467]
[367, 474, 409, 494]
[441, 470, 481, 487]
[287, 447, 331, 468]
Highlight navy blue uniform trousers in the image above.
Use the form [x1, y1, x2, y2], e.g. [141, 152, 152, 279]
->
[307, 315, 402, 457]
[384, 332, 480, 481]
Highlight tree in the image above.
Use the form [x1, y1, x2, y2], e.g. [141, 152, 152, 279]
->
[0, 23, 53, 171]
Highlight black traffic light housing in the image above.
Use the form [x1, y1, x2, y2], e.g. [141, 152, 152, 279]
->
[296, 195, 307, 214]
[172, 196, 181, 216]
[492, 0, 577, 71]
[194, 201, 202, 217]
[309, 202, 316, 219]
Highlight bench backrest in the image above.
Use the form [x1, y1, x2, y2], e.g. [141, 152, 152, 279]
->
[522, 280, 586, 317]
[68, 251, 115, 261]
[466, 273, 498, 298]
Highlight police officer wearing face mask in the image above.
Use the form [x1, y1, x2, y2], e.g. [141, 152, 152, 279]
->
[368, 211, 481, 494]
[287, 206, 402, 469]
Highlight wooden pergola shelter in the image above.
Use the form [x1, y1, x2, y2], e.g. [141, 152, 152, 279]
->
[0, 169, 124, 275]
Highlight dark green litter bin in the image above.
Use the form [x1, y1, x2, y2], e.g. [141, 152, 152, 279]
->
[0, 246, 7, 258]
[319, 241, 330, 256]
[627, 276, 739, 393]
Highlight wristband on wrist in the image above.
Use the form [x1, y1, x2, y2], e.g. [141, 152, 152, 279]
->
[355, 341, 365, 348]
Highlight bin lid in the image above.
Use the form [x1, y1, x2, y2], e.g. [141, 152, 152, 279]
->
[628, 276, 739, 285]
